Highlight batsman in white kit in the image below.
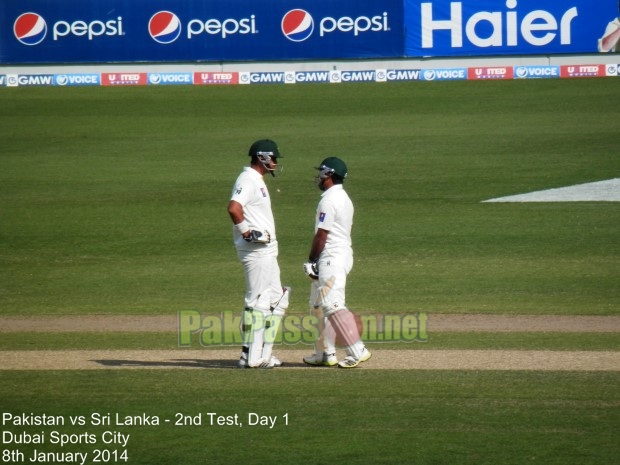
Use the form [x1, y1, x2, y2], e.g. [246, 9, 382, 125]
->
[227, 139, 289, 368]
[303, 157, 371, 368]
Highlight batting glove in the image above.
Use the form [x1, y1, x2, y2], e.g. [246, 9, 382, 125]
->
[243, 230, 271, 244]
[303, 261, 319, 280]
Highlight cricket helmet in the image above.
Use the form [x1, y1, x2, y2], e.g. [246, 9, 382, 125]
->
[317, 157, 348, 180]
[249, 139, 282, 176]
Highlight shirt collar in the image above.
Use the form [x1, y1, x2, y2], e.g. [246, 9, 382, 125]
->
[321, 184, 344, 197]
[244, 166, 263, 179]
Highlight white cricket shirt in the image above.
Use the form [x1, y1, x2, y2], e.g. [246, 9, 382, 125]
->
[230, 167, 277, 251]
[315, 184, 353, 257]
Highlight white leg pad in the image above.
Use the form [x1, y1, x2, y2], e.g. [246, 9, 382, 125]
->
[325, 307, 363, 358]
[243, 307, 271, 367]
[262, 287, 289, 362]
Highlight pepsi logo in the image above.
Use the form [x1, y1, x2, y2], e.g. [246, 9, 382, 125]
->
[14, 12, 48, 46]
[149, 11, 182, 44]
[281, 9, 314, 42]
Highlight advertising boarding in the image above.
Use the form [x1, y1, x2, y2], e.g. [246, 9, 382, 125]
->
[405, 0, 618, 56]
[0, 0, 404, 64]
[0, 0, 618, 64]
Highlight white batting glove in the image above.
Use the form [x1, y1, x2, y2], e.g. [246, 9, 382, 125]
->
[303, 261, 319, 280]
[243, 230, 271, 244]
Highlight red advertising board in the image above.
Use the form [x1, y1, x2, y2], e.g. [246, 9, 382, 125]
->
[560, 65, 607, 78]
[467, 67, 514, 80]
[101, 73, 148, 86]
[193, 72, 239, 85]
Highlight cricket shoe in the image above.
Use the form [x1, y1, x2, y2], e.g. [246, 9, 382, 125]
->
[238, 354, 282, 369]
[337, 348, 372, 369]
[303, 352, 337, 367]
[237, 352, 248, 369]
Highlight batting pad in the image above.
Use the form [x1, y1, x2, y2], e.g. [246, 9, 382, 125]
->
[325, 308, 362, 350]
[261, 313, 283, 362]
[311, 306, 335, 355]
[262, 287, 290, 362]
[243, 308, 269, 367]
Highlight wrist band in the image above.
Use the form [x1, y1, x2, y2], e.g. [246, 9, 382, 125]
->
[234, 220, 250, 235]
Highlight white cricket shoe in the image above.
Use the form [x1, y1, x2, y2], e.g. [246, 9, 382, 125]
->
[303, 352, 338, 367]
[238, 353, 282, 369]
[337, 348, 372, 369]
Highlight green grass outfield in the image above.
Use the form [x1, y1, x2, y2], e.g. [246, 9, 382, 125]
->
[1, 371, 618, 465]
[1, 79, 618, 316]
[1, 79, 619, 464]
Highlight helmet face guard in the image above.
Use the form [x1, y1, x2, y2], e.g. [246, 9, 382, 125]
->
[315, 157, 347, 189]
[317, 164, 335, 180]
[315, 164, 335, 190]
[257, 151, 282, 177]
[249, 140, 282, 177]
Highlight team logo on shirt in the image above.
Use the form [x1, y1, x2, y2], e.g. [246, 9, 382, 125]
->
[319, 212, 326, 222]
[260, 188, 267, 197]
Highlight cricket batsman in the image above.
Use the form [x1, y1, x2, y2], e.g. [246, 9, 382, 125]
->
[303, 157, 371, 368]
[228, 139, 289, 368]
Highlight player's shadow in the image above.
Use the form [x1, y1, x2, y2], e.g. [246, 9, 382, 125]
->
[91, 358, 307, 369]
[92, 358, 237, 369]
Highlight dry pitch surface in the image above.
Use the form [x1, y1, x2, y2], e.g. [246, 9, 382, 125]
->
[1, 314, 618, 371]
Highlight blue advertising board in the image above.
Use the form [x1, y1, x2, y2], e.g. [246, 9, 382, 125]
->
[404, 0, 618, 56]
[0, 0, 617, 64]
[0, 0, 404, 64]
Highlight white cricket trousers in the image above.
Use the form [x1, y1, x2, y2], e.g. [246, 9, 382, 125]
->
[309, 253, 365, 358]
[310, 253, 353, 313]
[237, 245, 285, 366]
[238, 245, 282, 312]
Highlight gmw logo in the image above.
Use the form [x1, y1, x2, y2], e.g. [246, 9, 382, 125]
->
[282, 9, 389, 42]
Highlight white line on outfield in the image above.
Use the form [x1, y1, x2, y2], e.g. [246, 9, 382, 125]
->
[1, 350, 618, 371]
[483, 178, 620, 203]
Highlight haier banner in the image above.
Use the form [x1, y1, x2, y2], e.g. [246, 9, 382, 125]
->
[0, 0, 404, 64]
[405, 0, 617, 56]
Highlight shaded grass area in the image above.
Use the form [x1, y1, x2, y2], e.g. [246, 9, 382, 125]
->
[1, 80, 619, 316]
[0, 370, 618, 465]
[1, 331, 618, 351]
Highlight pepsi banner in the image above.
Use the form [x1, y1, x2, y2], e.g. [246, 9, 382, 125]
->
[405, 0, 619, 56]
[0, 0, 404, 64]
